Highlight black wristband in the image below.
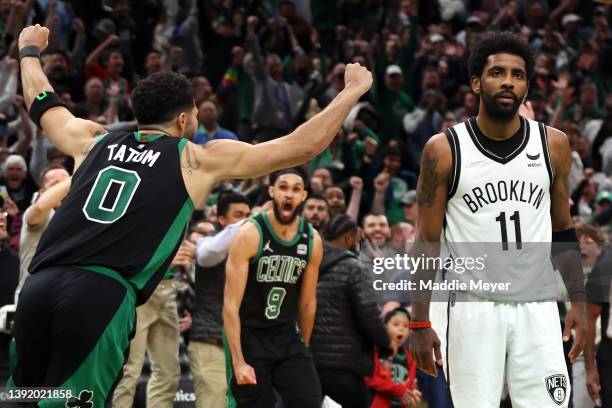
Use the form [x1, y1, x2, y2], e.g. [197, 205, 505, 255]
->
[19, 45, 41, 61]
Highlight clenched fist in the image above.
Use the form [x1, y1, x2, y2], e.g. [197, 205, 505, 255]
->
[344, 63, 373, 96]
[19, 24, 50, 52]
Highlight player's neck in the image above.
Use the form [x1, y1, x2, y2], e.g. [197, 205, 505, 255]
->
[475, 112, 521, 141]
[138, 125, 178, 138]
[266, 210, 301, 238]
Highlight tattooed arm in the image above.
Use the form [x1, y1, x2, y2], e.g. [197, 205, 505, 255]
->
[409, 133, 452, 376]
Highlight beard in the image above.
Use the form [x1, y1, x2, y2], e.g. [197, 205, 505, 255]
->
[481, 90, 523, 121]
[272, 200, 304, 225]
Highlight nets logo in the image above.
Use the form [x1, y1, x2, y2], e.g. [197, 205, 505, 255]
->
[545, 374, 567, 405]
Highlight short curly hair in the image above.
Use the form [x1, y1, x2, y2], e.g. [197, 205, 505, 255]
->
[130, 71, 194, 125]
[468, 31, 535, 80]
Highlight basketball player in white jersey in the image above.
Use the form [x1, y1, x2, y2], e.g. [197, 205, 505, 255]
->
[409, 32, 586, 408]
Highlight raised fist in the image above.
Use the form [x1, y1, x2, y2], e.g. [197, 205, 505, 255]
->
[18, 24, 50, 52]
[344, 63, 373, 96]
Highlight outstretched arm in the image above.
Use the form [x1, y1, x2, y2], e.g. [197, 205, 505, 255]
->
[410, 133, 452, 376]
[298, 231, 322, 346]
[223, 222, 259, 385]
[18, 25, 105, 167]
[197, 63, 372, 182]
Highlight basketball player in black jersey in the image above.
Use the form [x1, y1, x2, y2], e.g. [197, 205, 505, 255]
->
[224, 169, 323, 407]
[410, 32, 585, 407]
[9, 25, 371, 407]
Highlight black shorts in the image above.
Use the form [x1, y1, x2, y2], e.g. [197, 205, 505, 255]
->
[227, 324, 322, 408]
[6, 266, 136, 408]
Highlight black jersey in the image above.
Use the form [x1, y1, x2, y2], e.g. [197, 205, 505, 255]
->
[240, 212, 314, 329]
[30, 131, 193, 305]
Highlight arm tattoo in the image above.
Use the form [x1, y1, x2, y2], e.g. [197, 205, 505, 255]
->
[417, 155, 439, 208]
[81, 126, 107, 156]
[181, 143, 202, 175]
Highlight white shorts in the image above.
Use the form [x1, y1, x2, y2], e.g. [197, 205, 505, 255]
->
[433, 295, 570, 408]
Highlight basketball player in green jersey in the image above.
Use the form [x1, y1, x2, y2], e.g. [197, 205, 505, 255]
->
[224, 169, 323, 407]
[9, 25, 371, 407]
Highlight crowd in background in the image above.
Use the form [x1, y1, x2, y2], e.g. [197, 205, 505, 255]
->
[0, 0, 612, 407]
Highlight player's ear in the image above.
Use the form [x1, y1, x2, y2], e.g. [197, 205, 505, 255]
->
[301, 189, 308, 202]
[268, 185, 274, 198]
[471, 75, 480, 95]
[177, 112, 187, 131]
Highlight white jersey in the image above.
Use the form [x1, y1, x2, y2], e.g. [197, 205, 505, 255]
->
[442, 116, 562, 301]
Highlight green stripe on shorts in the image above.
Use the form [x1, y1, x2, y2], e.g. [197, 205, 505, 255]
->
[38, 290, 136, 408]
[223, 332, 238, 408]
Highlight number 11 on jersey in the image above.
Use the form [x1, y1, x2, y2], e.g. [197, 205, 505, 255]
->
[495, 211, 522, 250]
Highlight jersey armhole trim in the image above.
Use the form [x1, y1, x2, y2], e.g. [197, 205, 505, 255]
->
[445, 127, 461, 200]
[307, 223, 314, 262]
[248, 218, 264, 262]
[95, 132, 109, 144]
[177, 138, 189, 156]
[539, 123, 554, 185]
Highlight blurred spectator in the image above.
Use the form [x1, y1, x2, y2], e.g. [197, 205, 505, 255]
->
[371, 64, 415, 145]
[0, 57, 18, 113]
[191, 193, 250, 408]
[84, 34, 132, 96]
[324, 185, 346, 217]
[370, 147, 416, 225]
[193, 101, 237, 145]
[218, 46, 255, 141]
[0, 155, 36, 212]
[16, 165, 69, 301]
[365, 308, 422, 408]
[112, 241, 195, 408]
[584, 225, 612, 408]
[400, 190, 418, 224]
[246, 16, 296, 142]
[311, 167, 333, 191]
[191, 75, 214, 107]
[302, 192, 329, 230]
[320, 63, 346, 107]
[312, 214, 390, 408]
[166, 0, 203, 75]
[362, 213, 391, 249]
[0, 210, 18, 385]
[586, 94, 612, 174]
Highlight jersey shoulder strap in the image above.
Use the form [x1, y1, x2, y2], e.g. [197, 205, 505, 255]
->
[248, 214, 266, 263]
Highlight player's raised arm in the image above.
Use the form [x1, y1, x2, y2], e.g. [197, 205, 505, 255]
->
[547, 126, 586, 363]
[410, 133, 452, 376]
[197, 63, 372, 182]
[18, 25, 104, 166]
[298, 230, 322, 346]
[223, 221, 259, 385]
